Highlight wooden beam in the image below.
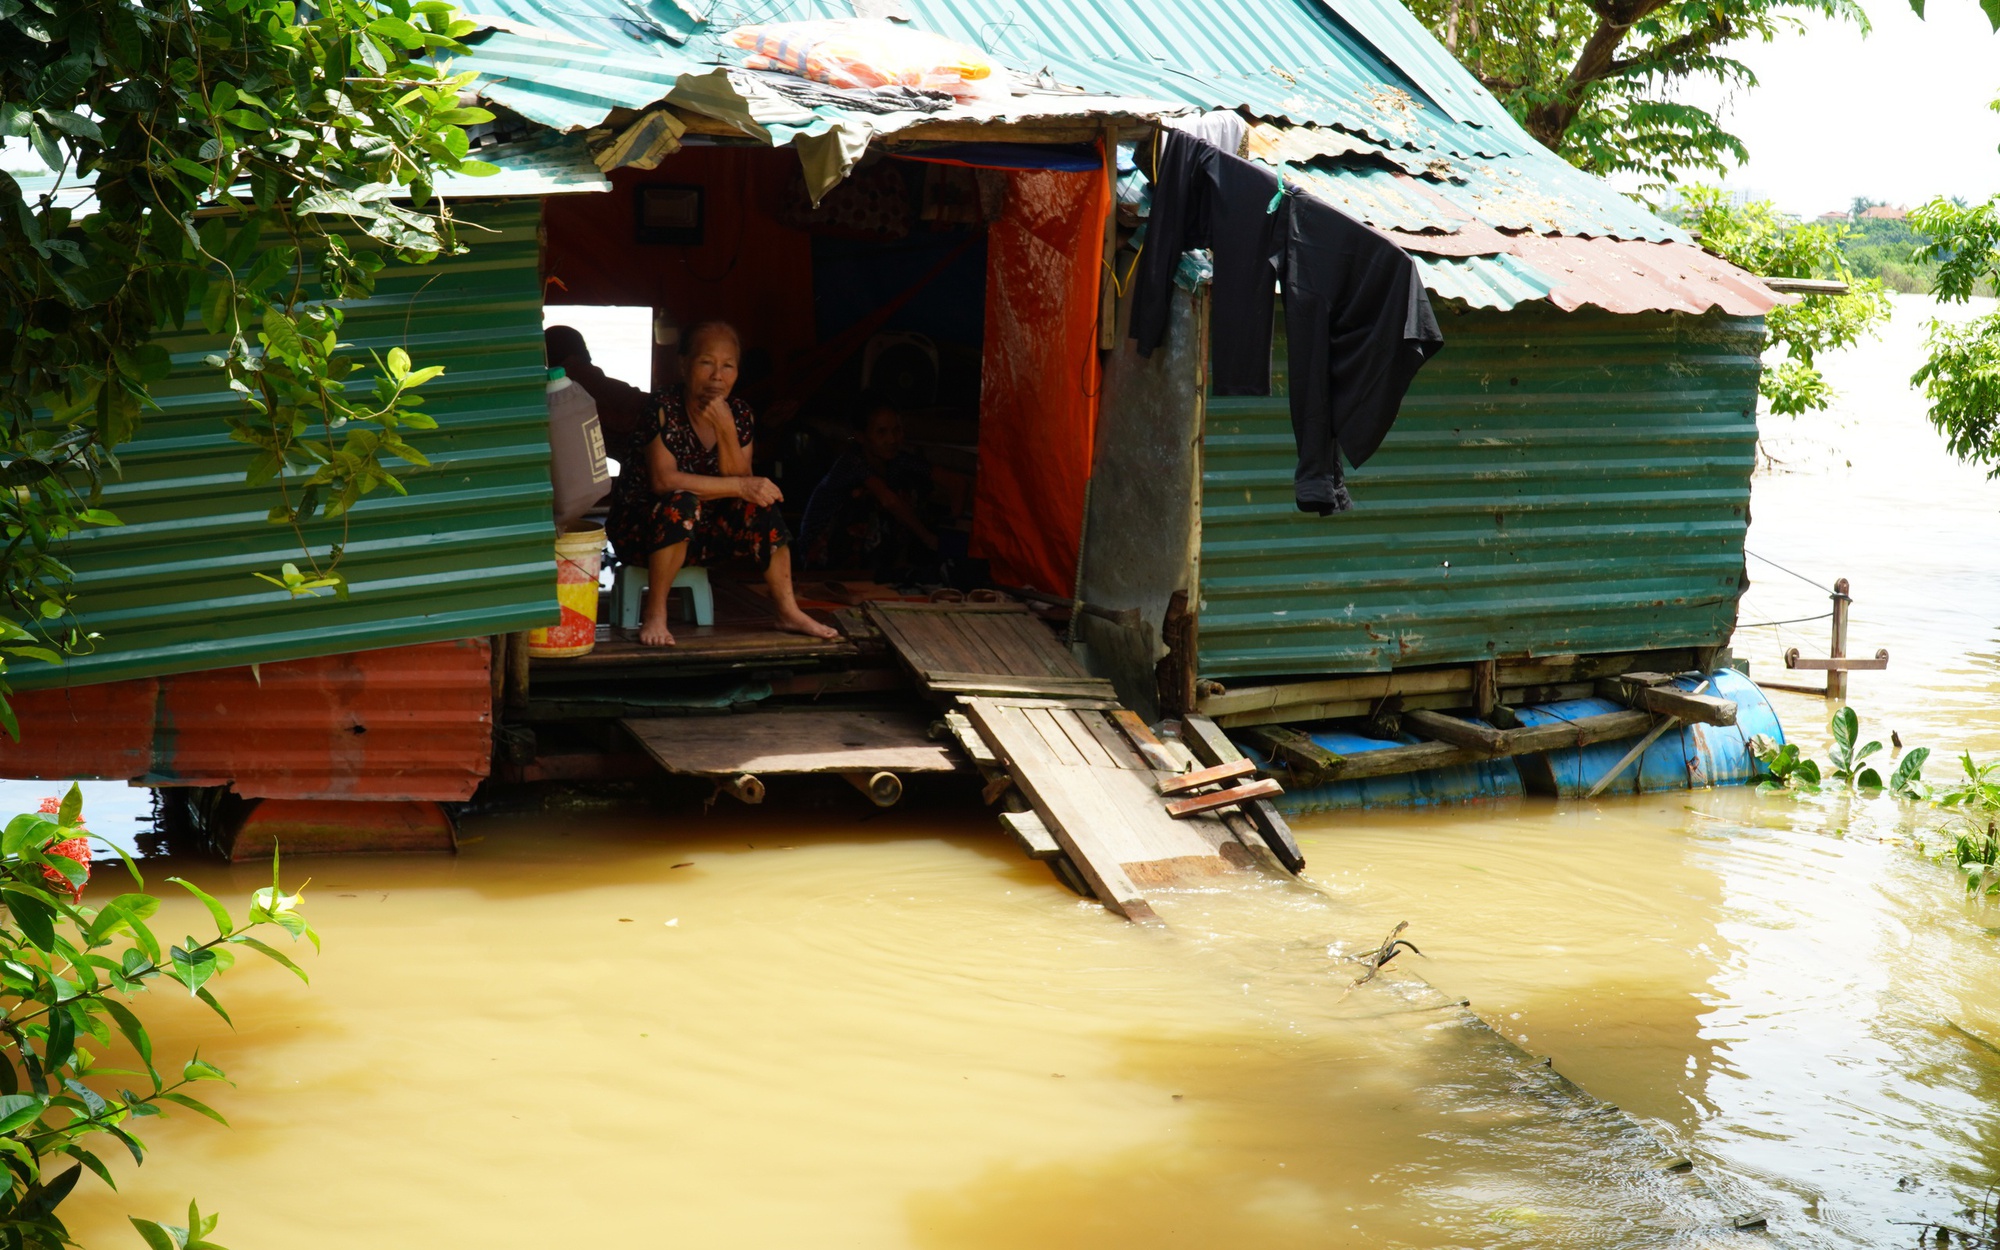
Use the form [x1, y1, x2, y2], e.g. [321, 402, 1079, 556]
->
[1200, 667, 1470, 718]
[1158, 758, 1257, 795]
[1330, 708, 1659, 779]
[924, 671, 1118, 698]
[1110, 709, 1178, 771]
[1595, 678, 1739, 726]
[1237, 725, 1344, 783]
[843, 771, 903, 807]
[504, 631, 531, 710]
[1785, 648, 1888, 672]
[1401, 709, 1507, 752]
[1164, 778, 1283, 818]
[999, 810, 1063, 859]
[1099, 123, 1119, 350]
[1180, 715, 1305, 873]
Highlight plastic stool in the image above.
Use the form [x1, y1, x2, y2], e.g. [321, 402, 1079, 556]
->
[612, 564, 712, 630]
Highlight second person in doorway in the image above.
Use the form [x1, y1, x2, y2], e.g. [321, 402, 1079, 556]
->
[604, 321, 839, 647]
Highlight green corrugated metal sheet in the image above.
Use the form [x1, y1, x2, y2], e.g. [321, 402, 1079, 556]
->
[14, 202, 558, 691]
[1197, 305, 1764, 679]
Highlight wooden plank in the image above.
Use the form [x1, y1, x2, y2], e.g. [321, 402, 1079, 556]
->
[623, 710, 965, 776]
[925, 672, 1118, 698]
[1199, 668, 1470, 718]
[1402, 709, 1507, 752]
[1047, 707, 1119, 770]
[999, 810, 1063, 859]
[999, 612, 1090, 678]
[938, 609, 1017, 674]
[1179, 713, 1243, 771]
[1022, 707, 1091, 767]
[1178, 713, 1308, 874]
[956, 694, 1123, 712]
[1158, 758, 1257, 795]
[1238, 725, 1344, 783]
[1785, 650, 1889, 672]
[1595, 679, 1739, 726]
[942, 711, 998, 767]
[1111, 710, 1180, 771]
[1164, 778, 1284, 818]
[962, 699, 1157, 921]
[1076, 710, 1148, 771]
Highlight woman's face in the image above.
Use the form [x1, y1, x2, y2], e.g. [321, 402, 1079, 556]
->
[684, 333, 740, 406]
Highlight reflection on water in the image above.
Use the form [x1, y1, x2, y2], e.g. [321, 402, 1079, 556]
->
[58, 295, 2000, 1246]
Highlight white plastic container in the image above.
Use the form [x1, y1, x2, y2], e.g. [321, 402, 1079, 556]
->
[546, 367, 611, 529]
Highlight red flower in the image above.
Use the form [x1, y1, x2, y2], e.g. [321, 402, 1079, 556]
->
[34, 797, 88, 902]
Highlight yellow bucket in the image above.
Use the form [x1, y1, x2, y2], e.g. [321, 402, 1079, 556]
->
[527, 524, 606, 658]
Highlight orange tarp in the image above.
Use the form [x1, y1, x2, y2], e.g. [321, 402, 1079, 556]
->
[970, 167, 1109, 597]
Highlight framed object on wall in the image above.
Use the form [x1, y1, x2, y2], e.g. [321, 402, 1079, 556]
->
[635, 185, 704, 245]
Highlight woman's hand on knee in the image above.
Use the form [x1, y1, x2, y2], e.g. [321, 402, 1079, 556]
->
[737, 476, 783, 508]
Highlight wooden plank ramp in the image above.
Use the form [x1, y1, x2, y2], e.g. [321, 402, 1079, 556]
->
[963, 697, 1261, 923]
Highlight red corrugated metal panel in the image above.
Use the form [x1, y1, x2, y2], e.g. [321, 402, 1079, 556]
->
[1508, 235, 1783, 317]
[0, 641, 493, 801]
[156, 640, 493, 801]
[0, 679, 159, 780]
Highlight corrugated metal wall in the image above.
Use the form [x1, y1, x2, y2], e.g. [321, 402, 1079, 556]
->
[19, 202, 558, 691]
[1197, 305, 1764, 679]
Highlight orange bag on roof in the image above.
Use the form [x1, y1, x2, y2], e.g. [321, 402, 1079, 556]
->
[728, 19, 994, 94]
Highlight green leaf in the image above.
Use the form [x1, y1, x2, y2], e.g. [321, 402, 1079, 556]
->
[102, 999, 154, 1073]
[3, 888, 56, 950]
[0, 1092, 46, 1134]
[368, 14, 426, 46]
[129, 1217, 180, 1250]
[157, 1090, 229, 1127]
[57, 781, 82, 829]
[169, 878, 235, 937]
[386, 346, 411, 381]
[229, 934, 308, 983]
[201, 279, 234, 337]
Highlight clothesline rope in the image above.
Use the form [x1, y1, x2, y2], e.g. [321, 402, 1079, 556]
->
[1736, 611, 1834, 630]
[1744, 549, 1832, 593]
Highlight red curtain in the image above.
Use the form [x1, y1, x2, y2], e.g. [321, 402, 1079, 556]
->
[970, 167, 1109, 596]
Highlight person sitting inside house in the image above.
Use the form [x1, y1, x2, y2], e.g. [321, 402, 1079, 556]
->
[543, 324, 648, 452]
[604, 321, 840, 648]
[798, 401, 957, 582]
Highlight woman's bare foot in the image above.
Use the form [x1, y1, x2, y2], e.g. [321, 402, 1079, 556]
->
[773, 605, 839, 640]
[638, 604, 677, 647]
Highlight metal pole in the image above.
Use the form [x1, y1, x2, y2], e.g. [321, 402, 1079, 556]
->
[1828, 577, 1851, 702]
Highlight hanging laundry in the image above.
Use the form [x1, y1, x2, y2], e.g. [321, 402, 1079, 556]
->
[1280, 189, 1444, 514]
[1128, 128, 1284, 395]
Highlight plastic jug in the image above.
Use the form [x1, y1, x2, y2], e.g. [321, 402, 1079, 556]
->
[546, 367, 611, 529]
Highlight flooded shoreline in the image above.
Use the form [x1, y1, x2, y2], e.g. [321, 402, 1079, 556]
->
[54, 295, 2000, 1247]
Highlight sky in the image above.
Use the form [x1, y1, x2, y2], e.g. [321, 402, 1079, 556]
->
[1658, 0, 2000, 216]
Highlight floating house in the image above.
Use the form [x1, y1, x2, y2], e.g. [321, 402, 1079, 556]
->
[5, 0, 1788, 884]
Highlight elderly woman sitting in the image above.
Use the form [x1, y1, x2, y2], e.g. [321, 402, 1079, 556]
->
[604, 321, 839, 647]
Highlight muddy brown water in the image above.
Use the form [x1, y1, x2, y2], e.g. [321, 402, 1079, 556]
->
[57, 297, 2000, 1247]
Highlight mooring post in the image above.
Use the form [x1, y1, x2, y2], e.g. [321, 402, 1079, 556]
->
[1828, 578, 1852, 702]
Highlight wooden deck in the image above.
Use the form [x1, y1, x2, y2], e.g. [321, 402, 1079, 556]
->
[865, 602, 1117, 702]
[625, 708, 964, 776]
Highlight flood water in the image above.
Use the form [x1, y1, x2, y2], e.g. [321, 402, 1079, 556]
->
[61, 296, 2000, 1248]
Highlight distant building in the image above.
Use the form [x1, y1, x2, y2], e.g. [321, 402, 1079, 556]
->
[1860, 205, 1907, 220]
[1818, 211, 1850, 221]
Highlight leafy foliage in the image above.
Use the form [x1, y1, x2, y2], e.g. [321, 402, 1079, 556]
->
[0, 786, 316, 1246]
[1403, 0, 1867, 184]
[1923, 752, 2000, 895]
[1749, 707, 1927, 796]
[0, 0, 492, 729]
[1908, 196, 2000, 475]
[1675, 187, 1892, 415]
[1750, 733, 1822, 794]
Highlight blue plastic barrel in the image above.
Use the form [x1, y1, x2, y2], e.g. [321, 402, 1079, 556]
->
[1252, 728, 1526, 814]
[1242, 668, 1784, 811]
[1507, 667, 1784, 797]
